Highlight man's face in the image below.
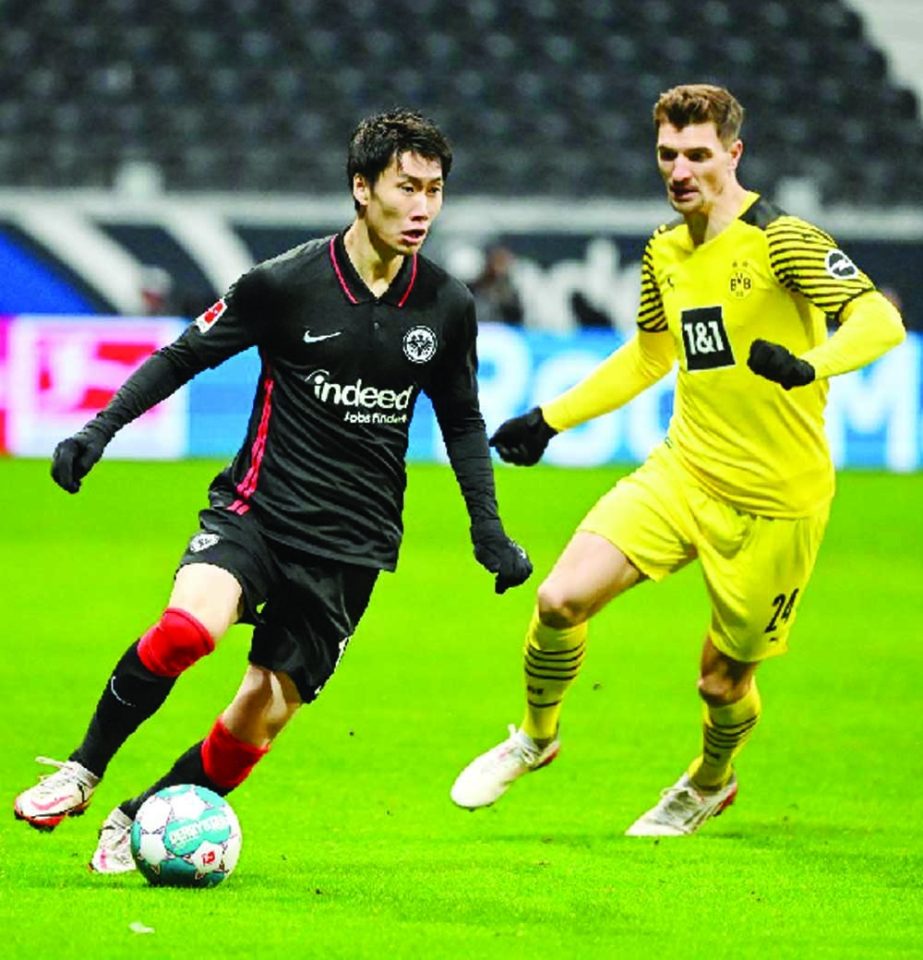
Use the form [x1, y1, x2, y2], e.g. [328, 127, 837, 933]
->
[656, 122, 742, 215]
[354, 150, 444, 255]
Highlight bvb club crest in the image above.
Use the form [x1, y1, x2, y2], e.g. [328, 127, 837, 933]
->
[729, 260, 753, 300]
[403, 325, 437, 364]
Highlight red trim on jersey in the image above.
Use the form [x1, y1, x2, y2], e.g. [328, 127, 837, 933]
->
[329, 237, 359, 304]
[397, 253, 418, 307]
[230, 375, 274, 511]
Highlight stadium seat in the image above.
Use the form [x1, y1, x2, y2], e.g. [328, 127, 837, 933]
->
[0, 0, 918, 203]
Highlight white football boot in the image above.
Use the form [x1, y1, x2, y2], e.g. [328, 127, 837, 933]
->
[451, 725, 560, 809]
[625, 772, 738, 837]
[14, 757, 99, 830]
[89, 807, 136, 873]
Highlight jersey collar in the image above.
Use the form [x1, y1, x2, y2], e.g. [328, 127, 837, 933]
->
[329, 230, 419, 307]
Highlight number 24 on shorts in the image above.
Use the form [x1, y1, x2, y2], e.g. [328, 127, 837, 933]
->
[765, 588, 799, 634]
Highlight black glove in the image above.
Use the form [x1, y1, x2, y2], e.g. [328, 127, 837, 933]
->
[747, 339, 816, 390]
[471, 520, 533, 594]
[489, 407, 557, 466]
[51, 422, 110, 493]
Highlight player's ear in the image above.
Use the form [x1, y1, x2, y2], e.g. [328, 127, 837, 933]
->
[353, 173, 370, 210]
[728, 138, 743, 172]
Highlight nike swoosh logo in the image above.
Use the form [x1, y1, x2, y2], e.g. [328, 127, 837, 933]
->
[304, 330, 342, 344]
[31, 795, 73, 812]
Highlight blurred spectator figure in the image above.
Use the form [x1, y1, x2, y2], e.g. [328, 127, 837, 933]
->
[571, 290, 615, 330]
[877, 286, 917, 331]
[470, 244, 524, 326]
[880, 286, 903, 311]
[137, 265, 175, 315]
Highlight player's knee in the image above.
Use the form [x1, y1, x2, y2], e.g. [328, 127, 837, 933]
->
[536, 580, 588, 630]
[137, 607, 216, 678]
[697, 672, 748, 707]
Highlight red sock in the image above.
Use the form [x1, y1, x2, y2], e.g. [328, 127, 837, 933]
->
[137, 608, 214, 678]
[200, 717, 269, 790]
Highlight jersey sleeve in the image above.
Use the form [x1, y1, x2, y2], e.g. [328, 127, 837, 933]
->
[425, 296, 483, 431]
[178, 267, 269, 368]
[426, 296, 501, 527]
[801, 290, 906, 379]
[766, 217, 875, 320]
[637, 235, 668, 333]
[541, 235, 674, 431]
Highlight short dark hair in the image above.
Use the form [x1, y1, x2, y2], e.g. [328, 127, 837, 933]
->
[653, 84, 745, 146]
[347, 109, 453, 205]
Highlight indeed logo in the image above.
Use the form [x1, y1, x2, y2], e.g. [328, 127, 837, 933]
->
[307, 369, 412, 423]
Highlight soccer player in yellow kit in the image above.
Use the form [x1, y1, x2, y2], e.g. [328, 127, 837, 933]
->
[450, 84, 906, 835]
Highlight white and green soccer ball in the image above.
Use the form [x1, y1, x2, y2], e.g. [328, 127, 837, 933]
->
[130, 784, 242, 887]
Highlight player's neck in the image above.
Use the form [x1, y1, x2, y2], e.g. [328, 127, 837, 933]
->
[344, 221, 405, 297]
[684, 182, 750, 246]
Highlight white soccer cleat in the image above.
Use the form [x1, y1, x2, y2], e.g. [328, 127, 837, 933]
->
[14, 756, 100, 830]
[451, 724, 560, 809]
[89, 807, 136, 874]
[625, 772, 738, 837]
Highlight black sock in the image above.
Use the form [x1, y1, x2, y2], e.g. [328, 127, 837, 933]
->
[119, 741, 228, 820]
[70, 643, 176, 777]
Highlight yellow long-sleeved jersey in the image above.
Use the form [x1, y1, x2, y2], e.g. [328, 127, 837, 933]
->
[543, 192, 905, 517]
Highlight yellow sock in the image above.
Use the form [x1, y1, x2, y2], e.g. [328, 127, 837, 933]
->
[520, 608, 587, 743]
[688, 680, 761, 790]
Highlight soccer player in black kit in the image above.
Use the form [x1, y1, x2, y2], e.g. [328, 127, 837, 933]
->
[13, 110, 533, 872]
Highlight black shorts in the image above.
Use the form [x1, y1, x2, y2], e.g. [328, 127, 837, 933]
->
[178, 508, 378, 703]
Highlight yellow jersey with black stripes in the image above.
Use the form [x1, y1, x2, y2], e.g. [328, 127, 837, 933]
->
[638, 191, 875, 517]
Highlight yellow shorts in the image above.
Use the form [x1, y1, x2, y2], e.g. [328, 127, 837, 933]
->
[579, 443, 830, 662]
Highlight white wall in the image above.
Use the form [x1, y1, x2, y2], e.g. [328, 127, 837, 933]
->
[847, 0, 923, 110]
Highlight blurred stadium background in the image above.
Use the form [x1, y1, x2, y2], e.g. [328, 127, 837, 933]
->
[0, 0, 920, 469]
[3, 9, 922, 954]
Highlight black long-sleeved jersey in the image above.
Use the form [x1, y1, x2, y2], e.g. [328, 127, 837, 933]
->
[97, 231, 501, 571]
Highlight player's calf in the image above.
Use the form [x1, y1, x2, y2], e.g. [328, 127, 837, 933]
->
[201, 717, 270, 790]
[69, 609, 215, 779]
[120, 717, 270, 822]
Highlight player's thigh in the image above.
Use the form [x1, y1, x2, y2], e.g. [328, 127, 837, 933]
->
[538, 532, 642, 623]
[173, 508, 278, 639]
[576, 445, 697, 585]
[169, 563, 243, 638]
[701, 505, 830, 662]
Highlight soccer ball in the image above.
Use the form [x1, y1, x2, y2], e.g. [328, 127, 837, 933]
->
[130, 784, 242, 887]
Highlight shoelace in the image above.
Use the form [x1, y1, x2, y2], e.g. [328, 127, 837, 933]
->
[31, 756, 94, 795]
[34, 756, 67, 773]
[656, 784, 703, 818]
[100, 824, 132, 856]
[488, 725, 539, 770]
[33, 756, 79, 785]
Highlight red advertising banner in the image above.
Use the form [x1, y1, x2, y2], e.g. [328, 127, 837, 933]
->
[4, 317, 186, 458]
[0, 316, 10, 453]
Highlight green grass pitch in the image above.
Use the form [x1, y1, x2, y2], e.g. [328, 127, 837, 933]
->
[1, 457, 921, 959]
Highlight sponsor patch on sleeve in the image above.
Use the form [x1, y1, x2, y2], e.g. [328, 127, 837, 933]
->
[824, 249, 858, 280]
[194, 299, 227, 333]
